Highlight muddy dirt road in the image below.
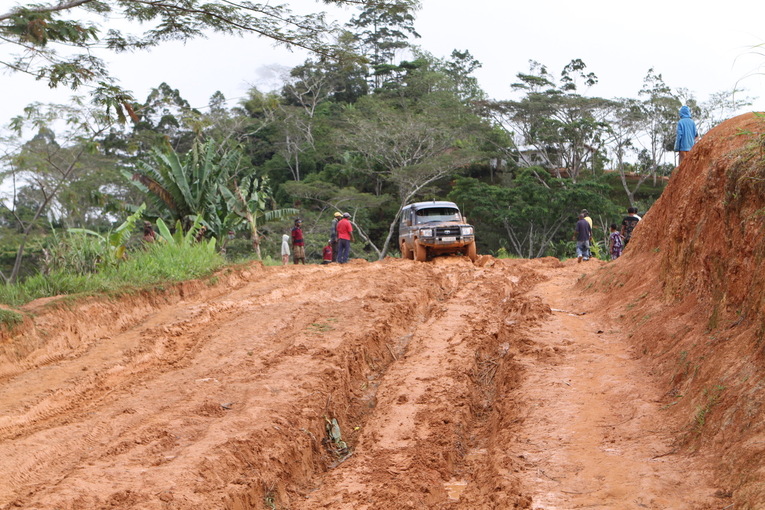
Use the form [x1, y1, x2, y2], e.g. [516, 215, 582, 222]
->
[0, 257, 722, 509]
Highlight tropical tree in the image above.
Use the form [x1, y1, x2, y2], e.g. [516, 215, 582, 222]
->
[604, 98, 651, 208]
[449, 170, 618, 258]
[484, 59, 613, 183]
[340, 90, 487, 258]
[346, 0, 421, 89]
[634, 68, 680, 181]
[0, 0, 368, 94]
[0, 96, 121, 283]
[222, 175, 297, 258]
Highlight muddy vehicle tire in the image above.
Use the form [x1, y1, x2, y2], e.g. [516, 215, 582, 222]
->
[414, 240, 427, 262]
[466, 241, 477, 262]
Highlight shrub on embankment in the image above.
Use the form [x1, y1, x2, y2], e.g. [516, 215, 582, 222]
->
[586, 112, 765, 507]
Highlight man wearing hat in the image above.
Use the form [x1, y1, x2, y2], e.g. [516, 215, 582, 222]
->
[330, 211, 342, 262]
[336, 212, 354, 264]
[291, 218, 306, 264]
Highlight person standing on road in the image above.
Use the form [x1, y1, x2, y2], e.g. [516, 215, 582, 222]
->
[281, 233, 291, 265]
[330, 211, 341, 262]
[674, 105, 699, 165]
[581, 208, 594, 245]
[322, 240, 333, 265]
[291, 219, 306, 264]
[574, 213, 592, 263]
[609, 223, 623, 260]
[620, 207, 641, 249]
[336, 212, 354, 264]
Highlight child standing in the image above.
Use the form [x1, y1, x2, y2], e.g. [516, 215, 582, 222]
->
[322, 240, 333, 265]
[609, 223, 623, 260]
[281, 234, 290, 265]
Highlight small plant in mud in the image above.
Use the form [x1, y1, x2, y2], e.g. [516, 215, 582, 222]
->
[307, 318, 337, 334]
[693, 384, 726, 433]
[323, 417, 351, 463]
[263, 483, 277, 510]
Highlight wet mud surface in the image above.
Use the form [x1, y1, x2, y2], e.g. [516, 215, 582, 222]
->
[0, 257, 723, 509]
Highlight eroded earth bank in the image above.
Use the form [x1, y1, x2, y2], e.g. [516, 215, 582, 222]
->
[0, 257, 724, 509]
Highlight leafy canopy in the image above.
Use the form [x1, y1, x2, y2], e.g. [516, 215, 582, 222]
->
[0, 0, 385, 90]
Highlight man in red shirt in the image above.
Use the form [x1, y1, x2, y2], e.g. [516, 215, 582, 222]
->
[336, 213, 354, 264]
[291, 218, 305, 264]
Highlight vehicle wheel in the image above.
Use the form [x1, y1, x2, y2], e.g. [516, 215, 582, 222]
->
[414, 240, 427, 262]
[466, 241, 477, 262]
[401, 241, 414, 260]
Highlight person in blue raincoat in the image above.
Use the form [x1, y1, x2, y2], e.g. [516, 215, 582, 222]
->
[674, 105, 699, 165]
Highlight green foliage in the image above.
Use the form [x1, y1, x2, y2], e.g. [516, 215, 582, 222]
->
[0, 1, 357, 90]
[693, 384, 726, 433]
[42, 229, 106, 275]
[155, 217, 216, 254]
[449, 169, 618, 258]
[0, 308, 24, 329]
[126, 140, 236, 229]
[0, 239, 225, 307]
[66, 203, 148, 268]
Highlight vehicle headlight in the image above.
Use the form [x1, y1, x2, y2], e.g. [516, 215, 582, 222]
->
[461, 226, 474, 235]
[420, 229, 433, 237]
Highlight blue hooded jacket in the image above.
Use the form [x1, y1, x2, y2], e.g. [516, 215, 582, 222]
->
[674, 105, 698, 152]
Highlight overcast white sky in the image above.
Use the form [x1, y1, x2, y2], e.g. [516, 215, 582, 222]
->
[1, 0, 764, 126]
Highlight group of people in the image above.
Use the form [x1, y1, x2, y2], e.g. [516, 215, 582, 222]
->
[574, 207, 641, 263]
[572, 105, 698, 263]
[281, 212, 355, 265]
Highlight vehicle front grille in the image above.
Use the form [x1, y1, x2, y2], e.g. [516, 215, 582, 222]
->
[435, 227, 461, 236]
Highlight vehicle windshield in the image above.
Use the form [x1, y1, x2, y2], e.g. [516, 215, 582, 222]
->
[414, 207, 461, 224]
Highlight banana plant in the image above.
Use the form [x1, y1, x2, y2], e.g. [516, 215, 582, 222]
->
[155, 216, 216, 253]
[68, 203, 147, 266]
[223, 175, 297, 259]
[124, 140, 237, 232]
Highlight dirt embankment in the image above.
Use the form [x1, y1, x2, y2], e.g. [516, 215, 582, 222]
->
[584, 112, 765, 507]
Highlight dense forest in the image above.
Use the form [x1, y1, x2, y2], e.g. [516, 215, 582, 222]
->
[0, 0, 752, 283]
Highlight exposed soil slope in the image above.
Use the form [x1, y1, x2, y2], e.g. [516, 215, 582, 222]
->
[585, 112, 765, 508]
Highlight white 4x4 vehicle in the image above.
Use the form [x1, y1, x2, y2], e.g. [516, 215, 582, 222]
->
[398, 201, 477, 262]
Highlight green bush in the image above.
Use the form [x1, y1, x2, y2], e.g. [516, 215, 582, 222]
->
[42, 231, 106, 275]
[0, 241, 225, 307]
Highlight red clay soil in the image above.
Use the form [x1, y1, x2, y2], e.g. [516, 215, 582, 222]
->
[0, 113, 764, 509]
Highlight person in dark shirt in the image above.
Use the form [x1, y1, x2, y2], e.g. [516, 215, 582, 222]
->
[574, 213, 592, 263]
[330, 211, 341, 262]
[620, 207, 641, 249]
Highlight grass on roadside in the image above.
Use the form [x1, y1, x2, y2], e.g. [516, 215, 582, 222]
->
[0, 241, 226, 309]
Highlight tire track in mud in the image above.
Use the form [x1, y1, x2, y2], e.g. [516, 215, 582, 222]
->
[0, 260, 465, 508]
[290, 258, 551, 509]
[0, 258, 721, 509]
[511, 262, 721, 510]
